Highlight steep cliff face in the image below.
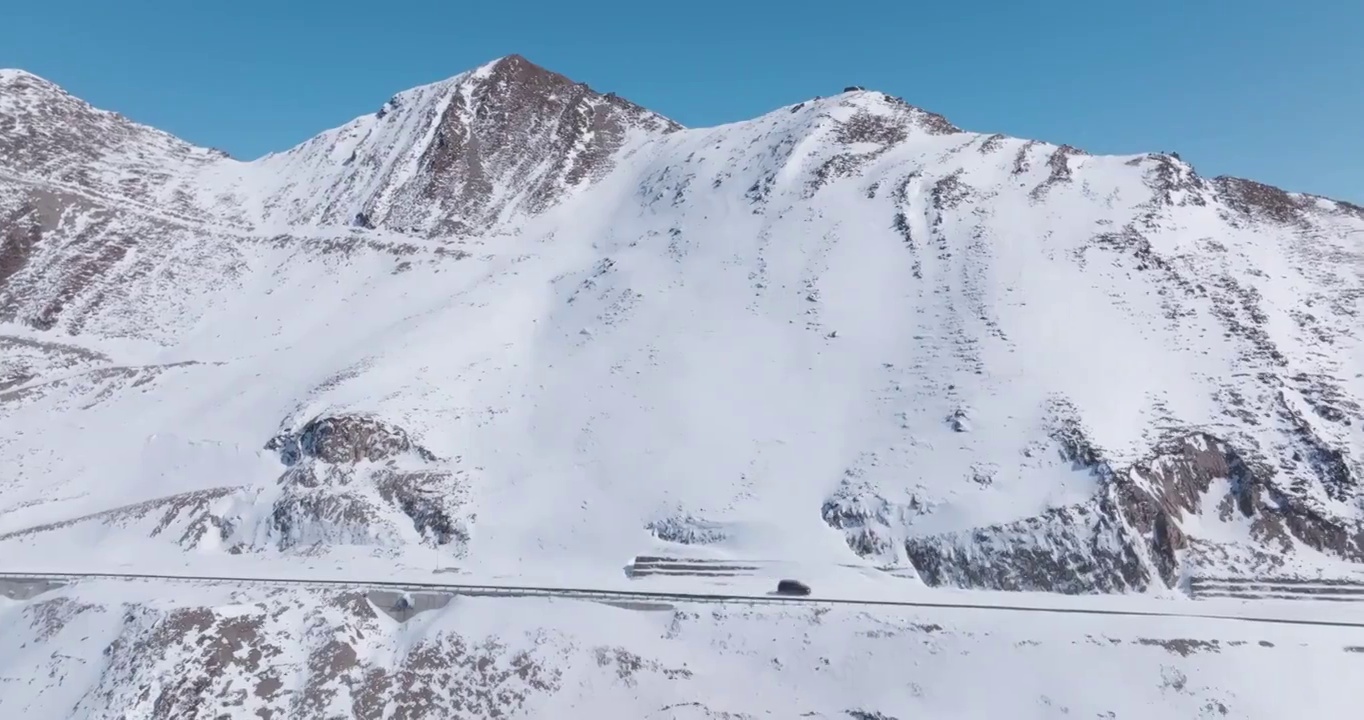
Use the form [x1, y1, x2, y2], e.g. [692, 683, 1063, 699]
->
[1, 55, 1362, 593]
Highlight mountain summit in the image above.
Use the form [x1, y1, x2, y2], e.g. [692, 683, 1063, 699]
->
[243, 53, 682, 235]
[1, 55, 1362, 597]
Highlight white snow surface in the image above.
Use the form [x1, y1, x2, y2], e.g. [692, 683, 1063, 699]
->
[3, 579, 1364, 719]
[1, 55, 1363, 594]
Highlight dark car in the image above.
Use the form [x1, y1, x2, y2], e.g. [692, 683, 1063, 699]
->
[776, 579, 811, 596]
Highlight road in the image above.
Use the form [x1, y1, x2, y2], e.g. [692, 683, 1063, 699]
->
[4, 570, 1364, 629]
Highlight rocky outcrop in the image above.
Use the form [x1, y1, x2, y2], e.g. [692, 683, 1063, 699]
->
[0, 487, 243, 549]
[1028, 144, 1088, 199]
[1214, 176, 1315, 226]
[0, 70, 217, 214]
[407, 54, 679, 233]
[5, 578, 1344, 718]
[903, 498, 1150, 594]
[260, 414, 470, 553]
[645, 514, 730, 546]
[831, 429, 1364, 594]
[0, 177, 256, 341]
[3, 56, 1363, 599]
[266, 414, 436, 466]
[821, 483, 929, 566]
[44, 591, 562, 719]
[0, 414, 471, 556]
[253, 54, 682, 237]
[0, 56, 681, 339]
[806, 96, 960, 195]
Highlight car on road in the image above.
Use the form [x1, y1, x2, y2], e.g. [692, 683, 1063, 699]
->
[776, 579, 811, 596]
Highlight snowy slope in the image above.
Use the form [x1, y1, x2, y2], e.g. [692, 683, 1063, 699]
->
[3, 579, 1363, 719]
[1, 55, 1363, 601]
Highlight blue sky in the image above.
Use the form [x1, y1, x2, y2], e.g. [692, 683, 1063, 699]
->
[3, 1, 1359, 202]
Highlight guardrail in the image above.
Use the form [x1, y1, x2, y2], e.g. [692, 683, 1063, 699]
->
[623, 556, 762, 578]
[1190, 576, 1364, 602]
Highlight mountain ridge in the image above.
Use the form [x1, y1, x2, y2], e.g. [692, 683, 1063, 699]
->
[1, 54, 1362, 599]
[5, 54, 1361, 215]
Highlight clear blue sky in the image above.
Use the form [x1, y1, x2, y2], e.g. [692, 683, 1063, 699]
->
[3, 1, 1359, 202]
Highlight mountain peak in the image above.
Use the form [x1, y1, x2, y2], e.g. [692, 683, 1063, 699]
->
[0, 68, 72, 107]
[0, 68, 34, 82]
[478, 53, 540, 75]
[0, 65, 210, 206]
[0, 68, 53, 87]
[466, 53, 672, 126]
[243, 53, 681, 236]
[469, 52, 597, 107]
[3, 50, 1364, 641]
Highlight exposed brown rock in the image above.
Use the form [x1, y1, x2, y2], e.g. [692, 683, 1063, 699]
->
[397, 54, 679, 235]
[903, 498, 1151, 593]
[1029, 145, 1088, 199]
[1214, 176, 1313, 225]
[0, 486, 241, 544]
[836, 423, 1364, 594]
[269, 414, 434, 466]
[1136, 638, 1221, 657]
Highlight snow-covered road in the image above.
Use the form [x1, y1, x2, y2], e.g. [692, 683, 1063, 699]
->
[5, 570, 1364, 628]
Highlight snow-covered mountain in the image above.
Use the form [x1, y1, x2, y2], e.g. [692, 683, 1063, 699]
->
[6, 578, 1363, 719]
[2, 54, 1363, 599]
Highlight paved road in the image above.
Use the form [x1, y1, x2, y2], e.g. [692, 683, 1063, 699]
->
[4, 570, 1364, 628]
